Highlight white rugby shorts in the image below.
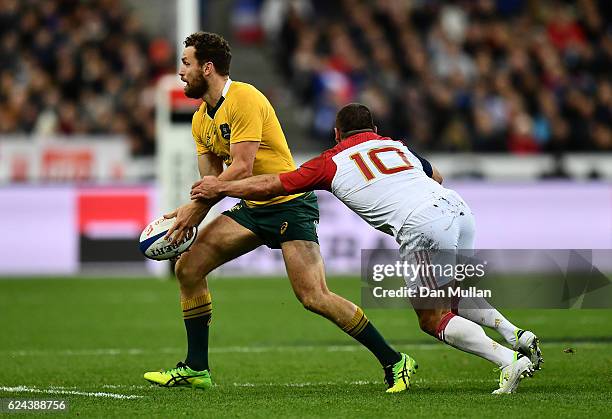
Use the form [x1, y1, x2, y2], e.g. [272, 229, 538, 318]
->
[397, 190, 476, 291]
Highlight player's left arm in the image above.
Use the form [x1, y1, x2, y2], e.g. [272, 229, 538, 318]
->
[218, 141, 260, 181]
[409, 147, 443, 185]
[193, 87, 264, 201]
[431, 165, 443, 184]
[219, 87, 265, 182]
[189, 140, 260, 206]
[168, 142, 259, 245]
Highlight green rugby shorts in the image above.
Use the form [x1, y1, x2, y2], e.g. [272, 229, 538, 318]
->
[222, 192, 319, 249]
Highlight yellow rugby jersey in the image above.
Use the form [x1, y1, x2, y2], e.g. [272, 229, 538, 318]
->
[191, 79, 302, 206]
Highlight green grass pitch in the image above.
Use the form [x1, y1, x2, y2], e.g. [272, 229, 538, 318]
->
[1, 277, 610, 417]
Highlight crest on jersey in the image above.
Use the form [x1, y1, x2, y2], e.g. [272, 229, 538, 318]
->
[280, 221, 288, 235]
[220, 123, 231, 140]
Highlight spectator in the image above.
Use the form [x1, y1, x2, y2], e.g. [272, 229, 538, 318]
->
[269, 0, 611, 153]
[0, 0, 174, 156]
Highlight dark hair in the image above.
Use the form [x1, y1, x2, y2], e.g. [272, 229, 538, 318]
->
[335, 103, 375, 137]
[184, 32, 232, 76]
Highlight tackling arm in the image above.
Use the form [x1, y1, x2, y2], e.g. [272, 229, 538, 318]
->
[192, 151, 331, 202]
[192, 174, 287, 202]
[218, 174, 286, 200]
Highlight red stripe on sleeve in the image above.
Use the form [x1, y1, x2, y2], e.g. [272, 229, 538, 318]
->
[279, 151, 336, 194]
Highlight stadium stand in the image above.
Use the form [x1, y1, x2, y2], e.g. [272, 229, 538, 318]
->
[269, 0, 612, 153]
[0, 0, 175, 156]
[2, 0, 610, 156]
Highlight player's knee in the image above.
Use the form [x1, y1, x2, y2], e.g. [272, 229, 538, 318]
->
[174, 257, 203, 285]
[417, 311, 441, 336]
[296, 289, 328, 313]
[298, 293, 319, 312]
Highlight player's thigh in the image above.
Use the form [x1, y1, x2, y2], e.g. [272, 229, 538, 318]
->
[400, 218, 460, 290]
[176, 214, 263, 280]
[457, 211, 476, 250]
[280, 240, 328, 298]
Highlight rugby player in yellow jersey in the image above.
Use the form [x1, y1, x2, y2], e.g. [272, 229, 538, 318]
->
[143, 32, 415, 393]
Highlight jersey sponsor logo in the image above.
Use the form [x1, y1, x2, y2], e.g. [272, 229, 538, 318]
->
[280, 221, 288, 235]
[220, 123, 231, 140]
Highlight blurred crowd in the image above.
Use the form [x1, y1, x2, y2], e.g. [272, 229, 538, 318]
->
[267, 0, 612, 153]
[2, 0, 610, 156]
[0, 0, 174, 156]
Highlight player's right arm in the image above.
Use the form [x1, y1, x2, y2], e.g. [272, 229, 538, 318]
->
[164, 102, 230, 244]
[164, 152, 224, 244]
[198, 152, 224, 178]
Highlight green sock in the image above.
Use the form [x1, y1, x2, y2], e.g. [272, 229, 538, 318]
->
[181, 293, 212, 371]
[342, 307, 401, 367]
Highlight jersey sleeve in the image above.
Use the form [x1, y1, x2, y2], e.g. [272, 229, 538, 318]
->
[229, 90, 264, 144]
[279, 152, 336, 194]
[408, 148, 433, 177]
[192, 109, 210, 155]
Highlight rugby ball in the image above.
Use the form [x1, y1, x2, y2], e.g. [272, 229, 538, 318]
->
[139, 216, 197, 260]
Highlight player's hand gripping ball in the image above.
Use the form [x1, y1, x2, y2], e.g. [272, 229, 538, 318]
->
[139, 216, 197, 260]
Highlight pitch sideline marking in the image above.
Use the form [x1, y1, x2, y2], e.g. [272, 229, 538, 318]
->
[232, 380, 375, 387]
[3, 344, 448, 357]
[0, 385, 143, 400]
[0, 378, 505, 396]
[230, 378, 493, 387]
[3, 341, 605, 358]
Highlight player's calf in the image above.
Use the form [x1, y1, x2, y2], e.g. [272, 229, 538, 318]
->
[415, 308, 450, 337]
[295, 286, 411, 391]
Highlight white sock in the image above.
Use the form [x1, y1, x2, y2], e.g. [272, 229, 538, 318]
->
[455, 296, 519, 347]
[437, 313, 516, 367]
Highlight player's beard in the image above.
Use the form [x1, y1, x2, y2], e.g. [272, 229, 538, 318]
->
[184, 73, 208, 99]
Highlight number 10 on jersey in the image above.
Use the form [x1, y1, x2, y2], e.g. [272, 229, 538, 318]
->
[349, 147, 413, 181]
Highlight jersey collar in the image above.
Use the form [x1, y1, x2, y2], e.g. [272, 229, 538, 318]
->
[333, 131, 386, 153]
[221, 78, 232, 97]
[206, 78, 232, 119]
[343, 131, 382, 143]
